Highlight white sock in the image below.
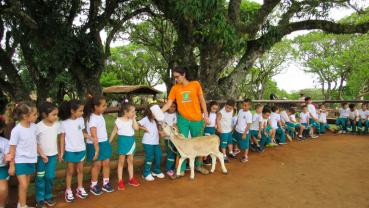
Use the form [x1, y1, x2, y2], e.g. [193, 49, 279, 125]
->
[229, 151, 233, 155]
[91, 181, 98, 187]
[103, 178, 109, 185]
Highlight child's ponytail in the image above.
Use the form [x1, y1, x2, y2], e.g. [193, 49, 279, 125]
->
[84, 95, 106, 122]
[59, 99, 84, 121]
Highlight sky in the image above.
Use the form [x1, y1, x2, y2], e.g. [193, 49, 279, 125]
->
[104, 0, 367, 93]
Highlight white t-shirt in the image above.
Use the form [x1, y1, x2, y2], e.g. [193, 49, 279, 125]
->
[36, 121, 59, 156]
[270, 112, 281, 129]
[232, 116, 238, 128]
[290, 114, 297, 123]
[299, 112, 310, 124]
[59, 118, 86, 152]
[235, 109, 253, 134]
[115, 118, 135, 136]
[280, 110, 290, 123]
[164, 112, 177, 127]
[260, 117, 269, 129]
[339, 108, 349, 118]
[206, 112, 217, 128]
[308, 104, 318, 119]
[0, 137, 10, 167]
[138, 116, 160, 145]
[348, 109, 359, 120]
[9, 123, 37, 163]
[86, 114, 108, 144]
[319, 112, 327, 123]
[250, 113, 262, 131]
[219, 108, 233, 133]
[359, 109, 369, 120]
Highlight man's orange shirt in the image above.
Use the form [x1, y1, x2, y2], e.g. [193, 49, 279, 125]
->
[168, 81, 203, 121]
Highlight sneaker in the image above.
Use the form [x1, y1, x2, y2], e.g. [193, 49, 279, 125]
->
[223, 156, 229, 163]
[338, 130, 343, 134]
[45, 199, 56, 207]
[279, 142, 287, 145]
[286, 134, 292, 142]
[166, 170, 177, 180]
[128, 177, 141, 186]
[195, 166, 209, 175]
[118, 180, 125, 190]
[240, 156, 248, 163]
[143, 174, 155, 181]
[228, 152, 237, 159]
[311, 134, 319, 139]
[233, 149, 241, 155]
[36, 201, 46, 208]
[76, 187, 89, 199]
[102, 182, 114, 193]
[65, 190, 74, 203]
[256, 146, 264, 152]
[152, 172, 165, 179]
[90, 184, 103, 196]
[266, 143, 274, 148]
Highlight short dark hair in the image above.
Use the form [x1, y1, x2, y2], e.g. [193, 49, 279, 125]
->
[301, 105, 307, 109]
[262, 107, 271, 114]
[271, 106, 279, 112]
[288, 107, 296, 114]
[304, 97, 312, 102]
[243, 98, 251, 103]
[349, 103, 355, 109]
[342, 102, 348, 107]
[225, 99, 236, 107]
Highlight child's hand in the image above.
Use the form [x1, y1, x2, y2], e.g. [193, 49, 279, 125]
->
[5, 154, 12, 162]
[242, 134, 246, 140]
[41, 155, 49, 163]
[58, 153, 64, 162]
[258, 133, 262, 139]
[8, 165, 15, 176]
[93, 149, 99, 161]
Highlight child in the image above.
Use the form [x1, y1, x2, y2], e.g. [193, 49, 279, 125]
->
[249, 104, 264, 151]
[59, 100, 90, 203]
[84, 95, 113, 195]
[347, 104, 359, 134]
[358, 103, 369, 134]
[287, 108, 304, 139]
[35, 102, 59, 207]
[216, 99, 236, 162]
[8, 102, 38, 208]
[163, 102, 177, 179]
[280, 108, 293, 142]
[305, 97, 320, 137]
[318, 104, 330, 134]
[0, 118, 10, 208]
[110, 102, 140, 190]
[260, 107, 276, 148]
[204, 101, 219, 136]
[138, 106, 165, 181]
[336, 102, 349, 134]
[299, 105, 317, 138]
[270, 106, 287, 145]
[231, 106, 241, 155]
[232, 99, 253, 162]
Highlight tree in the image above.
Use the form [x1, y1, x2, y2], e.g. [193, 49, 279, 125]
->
[151, 0, 369, 99]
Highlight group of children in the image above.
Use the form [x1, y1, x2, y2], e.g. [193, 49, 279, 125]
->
[336, 102, 369, 134]
[0, 95, 368, 208]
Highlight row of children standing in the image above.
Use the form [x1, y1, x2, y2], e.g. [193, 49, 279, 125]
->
[0, 95, 172, 208]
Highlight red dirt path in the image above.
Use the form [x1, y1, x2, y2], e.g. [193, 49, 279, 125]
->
[51, 134, 369, 208]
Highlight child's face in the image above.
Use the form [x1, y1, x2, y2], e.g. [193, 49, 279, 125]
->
[362, 105, 368, 110]
[303, 107, 308, 113]
[71, 105, 84, 118]
[306, 99, 312, 104]
[274, 109, 280, 114]
[210, 105, 219, 113]
[242, 102, 251, 111]
[262, 112, 270, 119]
[173, 72, 186, 84]
[126, 106, 136, 119]
[343, 104, 348, 109]
[168, 104, 177, 113]
[95, 100, 107, 114]
[25, 107, 38, 123]
[45, 109, 58, 123]
[255, 107, 262, 114]
[224, 105, 234, 113]
[320, 105, 326, 110]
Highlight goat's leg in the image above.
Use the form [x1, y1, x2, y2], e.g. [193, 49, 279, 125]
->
[217, 152, 228, 174]
[210, 154, 216, 173]
[189, 157, 195, 180]
[177, 157, 185, 177]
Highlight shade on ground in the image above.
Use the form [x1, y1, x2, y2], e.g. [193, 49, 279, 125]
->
[55, 134, 369, 208]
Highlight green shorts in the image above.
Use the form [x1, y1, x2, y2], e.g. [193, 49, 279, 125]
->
[177, 114, 204, 138]
[64, 150, 86, 163]
[0, 166, 9, 180]
[204, 127, 216, 136]
[117, 135, 136, 155]
[220, 132, 233, 149]
[232, 131, 250, 150]
[15, 163, 36, 176]
[86, 140, 112, 161]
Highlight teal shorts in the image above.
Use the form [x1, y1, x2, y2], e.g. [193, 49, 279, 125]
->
[232, 131, 250, 150]
[250, 130, 260, 139]
[220, 132, 233, 149]
[0, 166, 9, 180]
[204, 127, 216, 136]
[86, 140, 112, 161]
[64, 150, 86, 163]
[117, 135, 136, 155]
[15, 163, 36, 176]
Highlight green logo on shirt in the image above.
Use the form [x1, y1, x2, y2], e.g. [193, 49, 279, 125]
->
[182, 91, 192, 103]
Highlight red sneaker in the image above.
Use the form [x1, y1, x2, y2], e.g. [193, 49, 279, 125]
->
[118, 180, 125, 190]
[128, 177, 140, 187]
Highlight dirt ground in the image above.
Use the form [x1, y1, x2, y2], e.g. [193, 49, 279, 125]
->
[14, 134, 369, 208]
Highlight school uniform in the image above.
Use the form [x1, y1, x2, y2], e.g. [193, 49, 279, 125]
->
[270, 112, 286, 144]
[307, 104, 321, 133]
[259, 117, 272, 147]
[0, 137, 10, 180]
[9, 123, 37, 175]
[336, 108, 349, 131]
[59, 118, 86, 163]
[281, 111, 295, 137]
[358, 109, 369, 133]
[204, 112, 217, 136]
[35, 121, 59, 203]
[86, 114, 112, 161]
[318, 112, 330, 134]
[250, 113, 262, 140]
[115, 118, 136, 155]
[347, 110, 359, 133]
[164, 112, 177, 172]
[232, 109, 252, 150]
[138, 117, 162, 177]
[219, 108, 233, 149]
